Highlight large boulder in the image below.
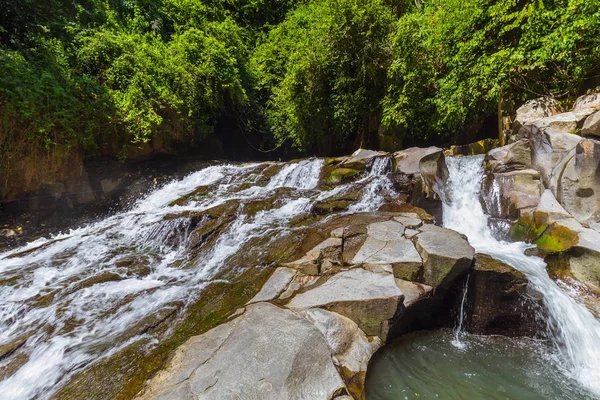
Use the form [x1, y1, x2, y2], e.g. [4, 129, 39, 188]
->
[286, 268, 403, 340]
[486, 139, 532, 173]
[582, 111, 600, 138]
[302, 308, 381, 399]
[510, 97, 559, 143]
[136, 302, 347, 400]
[556, 139, 600, 225]
[351, 220, 423, 281]
[394, 147, 442, 176]
[527, 123, 582, 187]
[482, 169, 543, 220]
[414, 224, 475, 287]
[573, 92, 600, 113]
[418, 150, 449, 198]
[469, 254, 542, 337]
[340, 149, 389, 170]
[510, 190, 600, 290]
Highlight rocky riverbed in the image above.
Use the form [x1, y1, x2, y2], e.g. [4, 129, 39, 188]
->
[2, 92, 600, 400]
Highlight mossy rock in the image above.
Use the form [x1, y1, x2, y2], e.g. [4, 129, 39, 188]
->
[328, 168, 362, 184]
[313, 190, 361, 215]
[168, 185, 211, 207]
[534, 223, 579, 253]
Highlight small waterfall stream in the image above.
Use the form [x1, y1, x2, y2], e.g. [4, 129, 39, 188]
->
[451, 273, 470, 349]
[442, 155, 600, 397]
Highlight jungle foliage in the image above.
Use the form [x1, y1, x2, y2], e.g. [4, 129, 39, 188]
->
[1, 0, 599, 160]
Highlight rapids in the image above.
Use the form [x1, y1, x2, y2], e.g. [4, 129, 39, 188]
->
[0, 158, 396, 400]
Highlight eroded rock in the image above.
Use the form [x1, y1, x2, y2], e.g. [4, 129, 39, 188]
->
[394, 147, 442, 176]
[414, 224, 475, 287]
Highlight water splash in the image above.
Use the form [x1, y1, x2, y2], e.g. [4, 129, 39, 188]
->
[442, 155, 600, 397]
[349, 156, 396, 212]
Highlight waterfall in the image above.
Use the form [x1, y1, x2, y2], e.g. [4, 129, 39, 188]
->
[0, 159, 336, 400]
[442, 155, 600, 397]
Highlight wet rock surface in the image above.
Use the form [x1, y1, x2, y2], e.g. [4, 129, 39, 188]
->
[136, 205, 479, 400]
[469, 254, 543, 337]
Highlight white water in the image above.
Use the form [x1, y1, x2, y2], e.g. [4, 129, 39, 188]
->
[442, 155, 600, 397]
[0, 156, 399, 400]
[348, 156, 395, 212]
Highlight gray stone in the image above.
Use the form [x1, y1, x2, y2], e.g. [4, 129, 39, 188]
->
[415, 224, 475, 287]
[279, 274, 319, 300]
[394, 146, 442, 175]
[514, 97, 560, 126]
[394, 279, 432, 307]
[557, 139, 600, 224]
[341, 148, 388, 169]
[418, 150, 449, 198]
[283, 237, 343, 275]
[487, 139, 532, 173]
[404, 229, 419, 238]
[484, 169, 543, 219]
[247, 267, 296, 304]
[573, 93, 600, 113]
[393, 215, 422, 229]
[303, 308, 381, 374]
[138, 303, 346, 400]
[352, 236, 422, 267]
[366, 220, 405, 241]
[470, 254, 541, 337]
[527, 123, 582, 186]
[531, 112, 587, 135]
[286, 268, 402, 339]
[582, 111, 600, 137]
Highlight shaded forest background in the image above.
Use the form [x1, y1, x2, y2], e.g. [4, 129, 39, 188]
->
[1, 0, 599, 190]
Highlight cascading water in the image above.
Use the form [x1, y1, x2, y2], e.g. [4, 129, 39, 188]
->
[0, 157, 397, 400]
[349, 156, 396, 212]
[442, 155, 600, 397]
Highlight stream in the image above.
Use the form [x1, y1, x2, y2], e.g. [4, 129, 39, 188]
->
[2, 154, 600, 399]
[367, 155, 600, 399]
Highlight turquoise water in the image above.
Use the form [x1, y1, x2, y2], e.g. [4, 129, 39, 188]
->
[365, 329, 595, 400]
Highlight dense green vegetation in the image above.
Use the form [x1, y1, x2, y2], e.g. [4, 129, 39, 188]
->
[1, 0, 599, 168]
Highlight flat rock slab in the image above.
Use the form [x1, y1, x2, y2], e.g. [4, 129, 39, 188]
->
[366, 220, 405, 241]
[247, 267, 296, 304]
[286, 268, 402, 339]
[415, 224, 474, 287]
[139, 302, 345, 400]
[393, 215, 422, 229]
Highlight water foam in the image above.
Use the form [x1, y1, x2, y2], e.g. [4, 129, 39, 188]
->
[442, 155, 600, 396]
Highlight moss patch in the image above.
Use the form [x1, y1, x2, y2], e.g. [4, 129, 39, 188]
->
[328, 168, 361, 184]
[51, 267, 272, 400]
[534, 223, 579, 253]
